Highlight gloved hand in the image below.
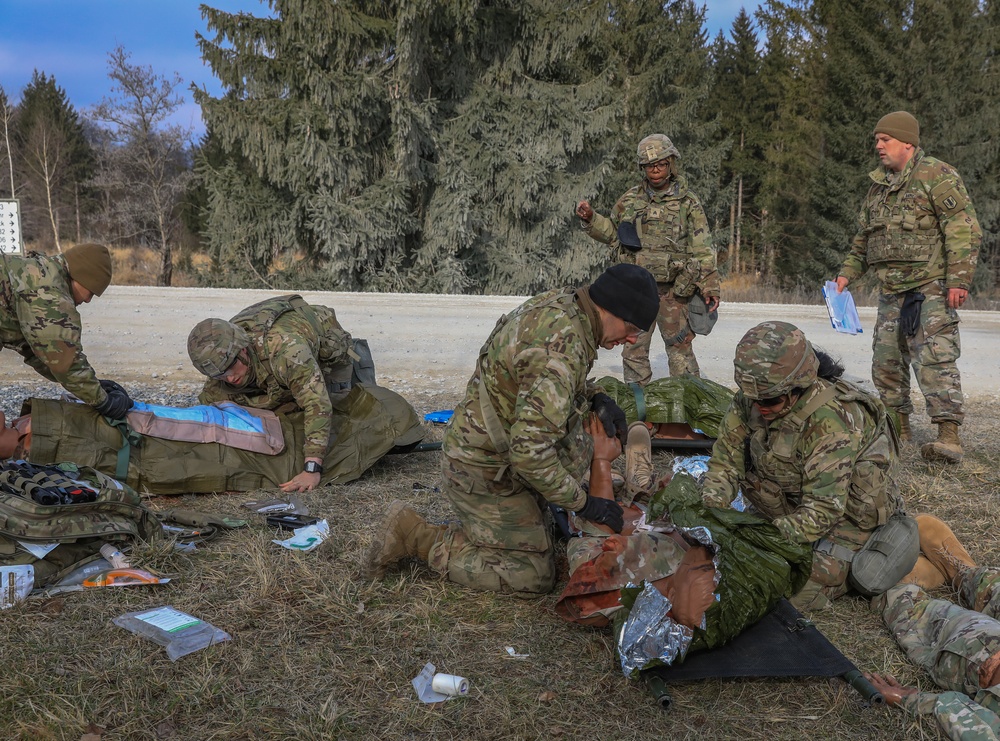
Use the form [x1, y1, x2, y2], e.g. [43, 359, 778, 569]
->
[576, 494, 624, 533]
[93, 380, 134, 420]
[591, 393, 628, 444]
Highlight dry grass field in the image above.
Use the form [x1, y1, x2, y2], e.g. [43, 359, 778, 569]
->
[2, 379, 996, 741]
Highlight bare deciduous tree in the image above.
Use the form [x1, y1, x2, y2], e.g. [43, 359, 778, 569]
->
[92, 46, 193, 286]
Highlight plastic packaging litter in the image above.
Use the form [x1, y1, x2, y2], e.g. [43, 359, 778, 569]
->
[412, 662, 470, 703]
[823, 281, 864, 335]
[618, 581, 693, 677]
[242, 497, 309, 516]
[1, 565, 34, 609]
[272, 519, 330, 552]
[113, 605, 231, 661]
[423, 410, 454, 424]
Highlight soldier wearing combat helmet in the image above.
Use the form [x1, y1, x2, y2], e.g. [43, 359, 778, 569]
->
[836, 111, 981, 464]
[576, 134, 719, 385]
[187, 294, 357, 493]
[701, 321, 904, 610]
[0, 243, 133, 419]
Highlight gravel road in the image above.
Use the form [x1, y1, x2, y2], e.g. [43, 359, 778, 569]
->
[3, 286, 999, 404]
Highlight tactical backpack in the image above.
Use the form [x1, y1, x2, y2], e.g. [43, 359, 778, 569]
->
[0, 460, 160, 589]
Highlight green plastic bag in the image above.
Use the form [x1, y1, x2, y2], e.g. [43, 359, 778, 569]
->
[597, 376, 733, 438]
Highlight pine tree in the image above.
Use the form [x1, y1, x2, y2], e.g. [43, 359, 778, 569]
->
[12, 72, 94, 250]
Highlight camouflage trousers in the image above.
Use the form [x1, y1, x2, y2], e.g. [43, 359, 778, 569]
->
[879, 568, 1000, 696]
[873, 284, 964, 424]
[791, 519, 873, 611]
[622, 282, 699, 385]
[427, 456, 556, 596]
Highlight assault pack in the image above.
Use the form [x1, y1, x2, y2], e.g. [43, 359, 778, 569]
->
[0, 460, 160, 589]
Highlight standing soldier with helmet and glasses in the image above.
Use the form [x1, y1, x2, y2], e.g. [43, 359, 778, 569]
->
[701, 321, 908, 611]
[576, 134, 719, 385]
[836, 111, 981, 464]
[187, 295, 356, 493]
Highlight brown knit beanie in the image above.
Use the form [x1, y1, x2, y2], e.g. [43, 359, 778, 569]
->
[874, 111, 920, 147]
[63, 243, 113, 296]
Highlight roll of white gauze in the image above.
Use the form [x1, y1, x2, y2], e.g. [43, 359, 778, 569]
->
[431, 673, 470, 696]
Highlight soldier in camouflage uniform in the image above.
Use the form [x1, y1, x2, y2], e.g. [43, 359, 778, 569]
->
[701, 321, 902, 610]
[187, 294, 356, 493]
[576, 134, 720, 384]
[866, 517, 1000, 739]
[836, 111, 981, 464]
[364, 264, 660, 595]
[0, 244, 133, 419]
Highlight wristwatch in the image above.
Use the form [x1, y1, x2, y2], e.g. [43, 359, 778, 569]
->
[304, 461, 323, 475]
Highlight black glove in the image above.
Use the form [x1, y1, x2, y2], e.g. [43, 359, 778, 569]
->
[576, 494, 624, 533]
[591, 392, 628, 444]
[93, 380, 134, 420]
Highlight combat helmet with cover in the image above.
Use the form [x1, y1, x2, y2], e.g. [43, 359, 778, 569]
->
[636, 134, 680, 166]
[187, 318, 250, 378]
[733, 321, 819, 399]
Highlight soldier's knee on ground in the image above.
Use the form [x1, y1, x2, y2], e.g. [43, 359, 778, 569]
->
[446, 549, 556, 596]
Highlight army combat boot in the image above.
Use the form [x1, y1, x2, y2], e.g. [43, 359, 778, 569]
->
[920, 421, 963, 464]
[364, 500, 445, 579]
[625, 422, 654, 500]
[915, 514, 976, 587]
[894, 411, 912, 442]
[899, 555, 946, 590]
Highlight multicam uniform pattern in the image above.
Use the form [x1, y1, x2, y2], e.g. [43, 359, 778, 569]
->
[0, 252, 106, 406]
[197, 296, 353, 460]
[701, 378, 901, 610]
[840, 149, 981, 423]
[879, 569, 1000, 739]
[431, 287, 602, 595]
[583, 177, 718, 383]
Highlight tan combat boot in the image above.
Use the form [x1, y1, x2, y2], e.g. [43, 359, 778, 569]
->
[896, 412, 912, 443]
[899, 555, 946, 590]
[915, 514, 976, 587]
[364, 500, 445, 578]
[920, 421, 963, 464]
[625, 422, 654, 500]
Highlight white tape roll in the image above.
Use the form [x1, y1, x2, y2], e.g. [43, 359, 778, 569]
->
[431, 673, 470, 696]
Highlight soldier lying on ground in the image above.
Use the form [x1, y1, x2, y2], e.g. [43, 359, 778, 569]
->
[187, 294, 361, 493]
[1, 244, 134, 420]
[864, 515, 1000, 740]
[701, 321, 907, 610]
[0, 384, 423, 495]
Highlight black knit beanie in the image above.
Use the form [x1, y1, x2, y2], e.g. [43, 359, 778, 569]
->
[588, 264, 659, 330]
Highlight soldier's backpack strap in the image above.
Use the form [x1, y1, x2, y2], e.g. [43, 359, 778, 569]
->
[781, 383, 840, 432]
[628, 382, 647, 422]
[105, 417, 143, 481]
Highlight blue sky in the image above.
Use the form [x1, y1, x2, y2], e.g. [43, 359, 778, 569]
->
[0, 1, 759, 139]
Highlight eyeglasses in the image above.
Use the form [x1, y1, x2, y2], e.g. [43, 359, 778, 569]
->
[642, 160, 670, 172]
[754, 394, 788, 410]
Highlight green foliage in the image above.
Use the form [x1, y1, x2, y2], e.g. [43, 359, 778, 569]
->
[187, 0, 999, 295]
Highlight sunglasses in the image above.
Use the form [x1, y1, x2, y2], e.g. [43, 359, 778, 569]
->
[754, 394, 788, 410]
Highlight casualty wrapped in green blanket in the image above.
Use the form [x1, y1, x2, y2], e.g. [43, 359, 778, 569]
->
[24, 385, 424, 495]
[597, 376, 733, 437]
[617, 472, 812, 667]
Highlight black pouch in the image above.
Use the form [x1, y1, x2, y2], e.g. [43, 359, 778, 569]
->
[900, 291, 925, 338]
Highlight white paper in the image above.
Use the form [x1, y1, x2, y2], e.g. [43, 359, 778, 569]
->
[412, 662, 460, 703]
[272, 519, 330, 552]
[17, 540, 60, 559]
[135, 606, 203, 633]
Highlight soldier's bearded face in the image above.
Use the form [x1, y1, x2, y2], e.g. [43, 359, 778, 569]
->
[874, 134, 914, 172]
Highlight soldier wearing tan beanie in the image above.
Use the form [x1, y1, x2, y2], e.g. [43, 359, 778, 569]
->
[0, 244, 133, 419]
[836, 111, 981, 465]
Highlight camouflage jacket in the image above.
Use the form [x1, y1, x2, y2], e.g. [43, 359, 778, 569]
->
[198, 296, 352, 460]
[0, 252, 105, 406]
[442, 287, 602, 511]
[840, 149, 981, 294]
[902, 687, 1000, 740]
[583, 176, 719, 297]
[701, 378, 900, 544]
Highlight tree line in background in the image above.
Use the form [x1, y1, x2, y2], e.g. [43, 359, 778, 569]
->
[1, 0, 998, 295]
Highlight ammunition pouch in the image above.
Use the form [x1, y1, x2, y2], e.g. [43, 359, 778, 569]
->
[671, 258, 701, 298]
[741, 473, 792, 520]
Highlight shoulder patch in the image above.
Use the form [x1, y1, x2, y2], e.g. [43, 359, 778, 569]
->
[929, 179, 969, 218]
